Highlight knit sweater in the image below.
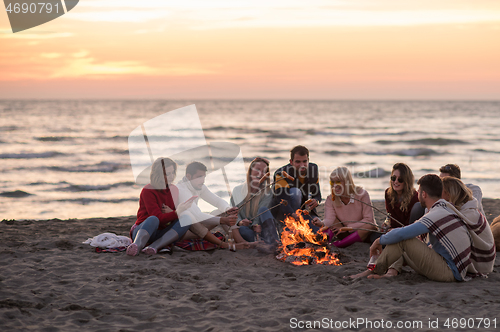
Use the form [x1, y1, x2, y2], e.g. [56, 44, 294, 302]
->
[323, 189, 375, 228]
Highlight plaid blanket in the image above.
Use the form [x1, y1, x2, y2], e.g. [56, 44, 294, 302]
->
[418, 199, 472, 280]
[444, 199, 496, 275]
[174, 231, 226, 251]
[95, 246, 127, 253]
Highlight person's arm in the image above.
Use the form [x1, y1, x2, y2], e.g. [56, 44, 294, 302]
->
[360, 190, 375, 224]
[384, 189, 393, 216]
[310, 164, 322, 205]
[200, 185, 230, 212]
[379, 222, 428, 245]
[142, 189, 178, 227]
[323, 196, 336, 227]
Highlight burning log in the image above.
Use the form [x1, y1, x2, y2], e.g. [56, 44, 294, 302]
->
[276, 210, 341, 266]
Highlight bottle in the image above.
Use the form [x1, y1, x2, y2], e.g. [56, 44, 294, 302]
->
[367, 254, 379, 271]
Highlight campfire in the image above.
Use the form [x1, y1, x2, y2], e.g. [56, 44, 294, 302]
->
[276, 210, 341, 266]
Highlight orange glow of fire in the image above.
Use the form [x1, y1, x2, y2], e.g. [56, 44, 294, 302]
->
[277, 210, 341, 266]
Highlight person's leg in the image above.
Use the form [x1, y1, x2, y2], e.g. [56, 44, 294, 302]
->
[143, 215, 191, 255]
[409, 202, 425, 224]
[373, 238, 455, 282]
[273, 187, 302, 223]
[258, 207, 280, 244]
[127, 216, 159, 256]
[238, 226, 256, 242]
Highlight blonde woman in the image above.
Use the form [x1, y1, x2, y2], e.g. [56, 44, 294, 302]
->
[318, 167, 376, 248]
[442, 176, 495, 275]
[231, 157, 279, 245]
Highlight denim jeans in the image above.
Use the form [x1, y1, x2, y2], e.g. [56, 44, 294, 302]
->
[239, 206, 279, 243]
[132, 215, 191, 243]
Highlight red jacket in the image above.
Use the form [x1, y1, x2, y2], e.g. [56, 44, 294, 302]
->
[135, 184, 179, 229]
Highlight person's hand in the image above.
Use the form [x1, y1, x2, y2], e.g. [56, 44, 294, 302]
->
[369, 238, 382, 258]
[252, 224, 262, 233]
[162, 204, 173, 214]
[175, 198, 196, 215]
[221, 216, 237, 226]
[312, 217, 324, 227]
[306, 199, 319, 210]
[226, 207, 239, 216]
[239, 218, 251, 227]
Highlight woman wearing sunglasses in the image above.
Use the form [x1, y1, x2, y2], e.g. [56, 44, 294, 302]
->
[230, 157, 280, 247]
[318, 166, 376, 248]
[385, 163, 419, 228]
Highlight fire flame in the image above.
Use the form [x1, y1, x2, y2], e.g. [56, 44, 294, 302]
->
[277, 210, 341, 266]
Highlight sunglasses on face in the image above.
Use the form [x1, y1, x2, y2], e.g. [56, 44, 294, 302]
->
[330, 180, 342, 186]
[390, 175, 404, 183]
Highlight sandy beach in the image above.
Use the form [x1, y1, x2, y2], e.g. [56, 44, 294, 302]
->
[1, 200, 499, 332]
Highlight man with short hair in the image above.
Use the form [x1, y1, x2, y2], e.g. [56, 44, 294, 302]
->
[352, 174, 472, 282]
[177, 161, 238, 232]
[439, 163, 486, 218]
[272, 145, 321, 230]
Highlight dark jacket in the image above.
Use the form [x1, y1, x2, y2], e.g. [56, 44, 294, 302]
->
[272, 162, 322, 216]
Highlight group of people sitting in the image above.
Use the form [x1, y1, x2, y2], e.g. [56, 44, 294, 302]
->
[126, 144, 497, 282]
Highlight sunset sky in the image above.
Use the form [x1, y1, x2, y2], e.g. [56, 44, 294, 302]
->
[1, 0, 500, 99]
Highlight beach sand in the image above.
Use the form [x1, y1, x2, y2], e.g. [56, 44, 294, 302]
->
[1, 200, 499, 331]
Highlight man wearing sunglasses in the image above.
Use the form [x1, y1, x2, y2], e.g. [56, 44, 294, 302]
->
[272, 145, 321, 232]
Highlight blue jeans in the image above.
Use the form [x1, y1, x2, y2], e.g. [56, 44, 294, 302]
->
[132, 215, 190, 244]
[239, 206, 279, 243]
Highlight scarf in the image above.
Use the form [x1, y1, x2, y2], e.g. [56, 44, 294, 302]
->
[417, 199, 472, 280]
[444, 198, 495, 275]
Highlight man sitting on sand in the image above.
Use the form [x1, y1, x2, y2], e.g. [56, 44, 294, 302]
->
[177, 161, 249, 248]
[349, 174, 472, 282]
[409, 163, 487, 223]
[272, 145, 321, 232]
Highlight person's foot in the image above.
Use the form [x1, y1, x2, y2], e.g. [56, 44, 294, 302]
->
[344, 269, 374, 279]
[367, 268, 399, 279]
[126, 243, 139, 256]
[142, 247, 157, 255]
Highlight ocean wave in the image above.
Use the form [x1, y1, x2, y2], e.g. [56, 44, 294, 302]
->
[56, 181, 136, 192]
[474, 149, 500, 154]
[35, 136, 74, 142]
[48, 162, 129, 173]
[0, 190, 32, 198]
[0, 151, 66, 159]
[0, 125, 20, 132]
[354, 168, 390, 178]
[325, 150, 359, 156]
[366, 148, 441, 157]
[54, 197, 138, 204]
[375, 138, 468, 146]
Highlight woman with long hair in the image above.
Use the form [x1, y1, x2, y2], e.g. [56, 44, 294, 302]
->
[127, 157, 195, 256]
[317, 166, 376, 248]
[441, 176, 495, 275]
[385, 163, 419, 227]
[231, 157, 279, 245]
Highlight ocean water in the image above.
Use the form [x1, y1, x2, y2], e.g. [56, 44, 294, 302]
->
[1, 100, 499, 220]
